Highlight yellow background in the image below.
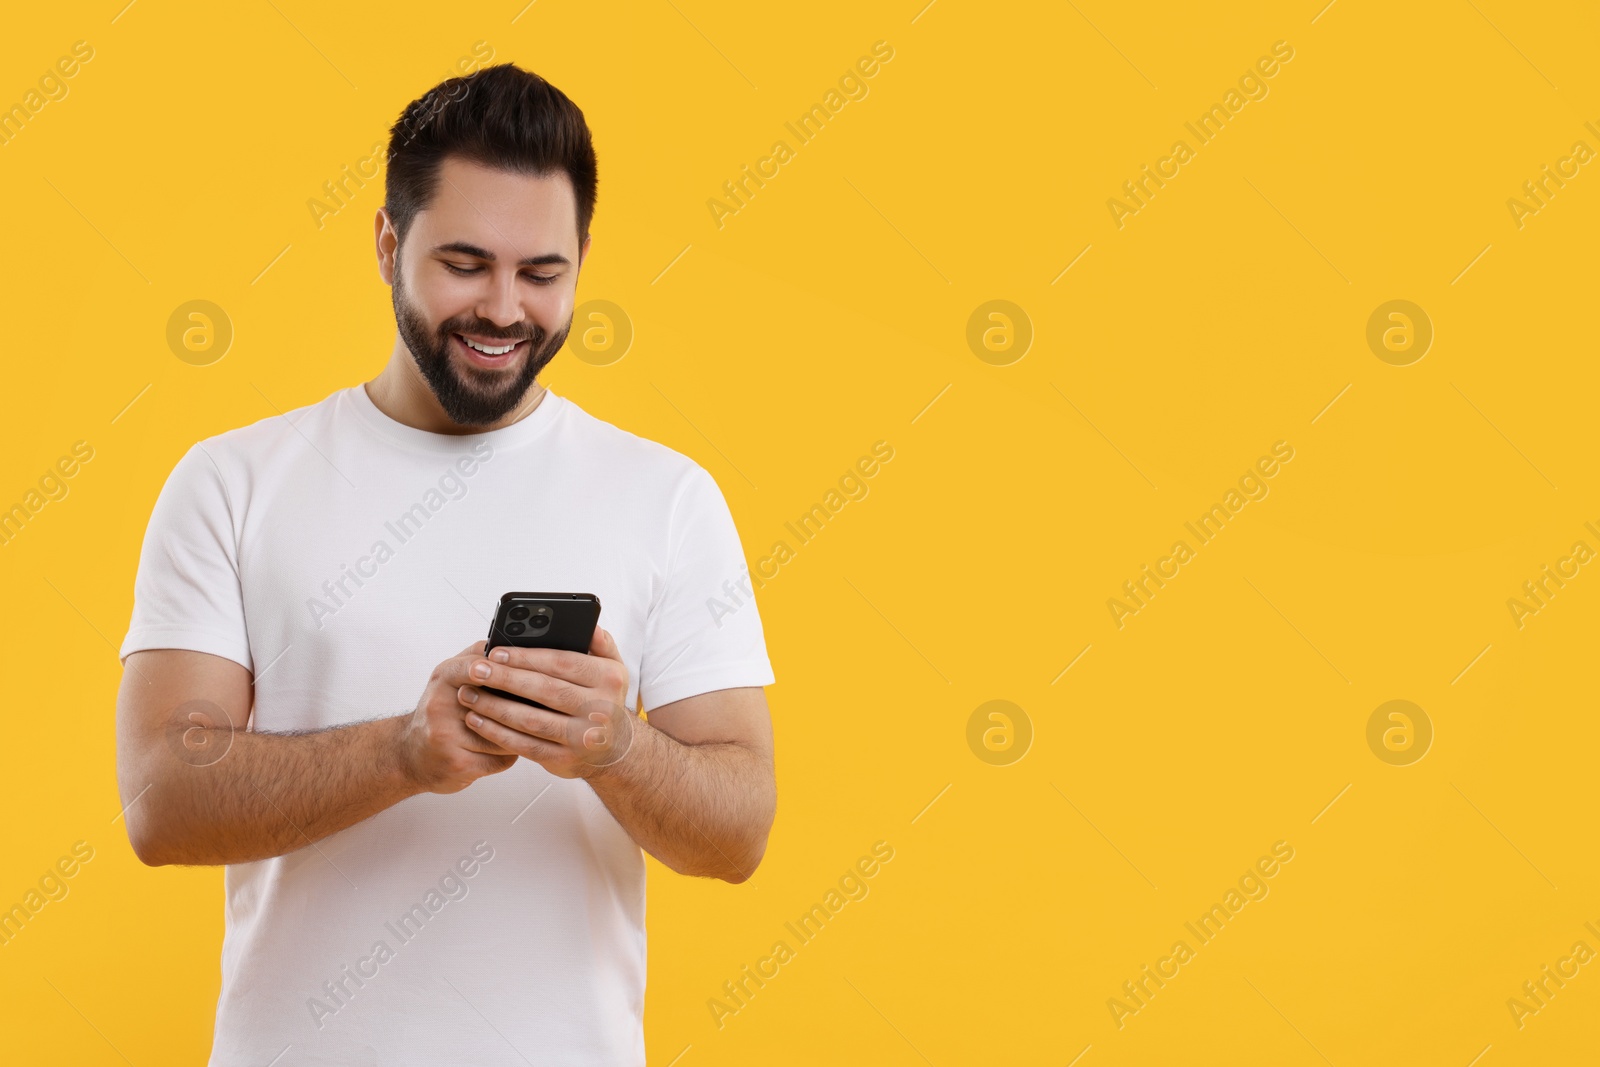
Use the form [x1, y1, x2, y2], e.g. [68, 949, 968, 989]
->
[2, 0, 1597, 1063]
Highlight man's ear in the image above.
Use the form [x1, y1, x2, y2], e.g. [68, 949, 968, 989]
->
[577, 233, 592, 271]
[376, 208, 399, 285]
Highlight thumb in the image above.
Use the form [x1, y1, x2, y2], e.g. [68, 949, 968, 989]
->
[590, 624, 622, 662]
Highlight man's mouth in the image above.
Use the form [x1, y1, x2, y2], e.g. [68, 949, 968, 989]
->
[453, 333, 528, 368]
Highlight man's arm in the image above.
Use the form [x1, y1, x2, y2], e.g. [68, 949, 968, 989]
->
[585, 686, 774, 882]
[454, 629, 776, 883]
[116, 643, 519, 867]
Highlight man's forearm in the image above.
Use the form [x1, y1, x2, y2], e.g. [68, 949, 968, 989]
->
[128, 715, 422, 867]
[584, 719, 775, 882]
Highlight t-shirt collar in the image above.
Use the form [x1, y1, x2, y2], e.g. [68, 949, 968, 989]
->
[345, 381, 566, 455]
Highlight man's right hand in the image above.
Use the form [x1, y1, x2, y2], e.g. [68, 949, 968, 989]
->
[402, 640, 520, 794]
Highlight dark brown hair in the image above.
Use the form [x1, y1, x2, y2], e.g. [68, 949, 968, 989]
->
[384, 63, 597, 249]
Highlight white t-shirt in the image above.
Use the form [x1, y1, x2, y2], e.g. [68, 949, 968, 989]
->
[119, 383, 775, 1066]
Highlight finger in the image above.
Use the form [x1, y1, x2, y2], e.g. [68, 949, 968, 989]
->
[587, 628, 629, 693]
[458, 686, 573, 744]
[461, 657, 586, 713]
[440, 642, 491, 683]
[485, 644, 600, 689]
[451, 704, 519, 756]
[589, 625, 623, 666]
[442, 654, 567, 702]
[457, 725, 519, 757]
[464, 709, 560, 761]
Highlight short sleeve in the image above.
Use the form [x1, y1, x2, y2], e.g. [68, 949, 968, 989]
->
[637, 465, 775, 713]
[119, 443, 253, 672]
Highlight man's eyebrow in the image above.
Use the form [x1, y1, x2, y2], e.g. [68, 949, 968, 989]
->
[431, 241, 571, 267]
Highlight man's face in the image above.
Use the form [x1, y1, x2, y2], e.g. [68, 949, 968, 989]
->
[383, 156, 589, 427]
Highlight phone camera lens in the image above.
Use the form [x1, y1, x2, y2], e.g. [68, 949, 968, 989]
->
[508, 605, 531, 621]
[505, 621, 526, 636]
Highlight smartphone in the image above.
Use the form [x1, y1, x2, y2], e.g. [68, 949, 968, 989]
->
[481, 592, 603, 710]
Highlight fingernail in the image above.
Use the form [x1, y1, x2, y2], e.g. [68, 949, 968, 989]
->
[491, 649, 510, 663]
[460, 688, 478, 704]
[471, 662, 491, 679]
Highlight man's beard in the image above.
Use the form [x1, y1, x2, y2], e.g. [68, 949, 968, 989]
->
[392, 264, 572, 427]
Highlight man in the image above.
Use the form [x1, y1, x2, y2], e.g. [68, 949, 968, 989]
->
[115, 63, 777, 1066]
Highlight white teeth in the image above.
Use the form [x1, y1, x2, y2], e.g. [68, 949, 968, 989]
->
[461, 337, 517, 356]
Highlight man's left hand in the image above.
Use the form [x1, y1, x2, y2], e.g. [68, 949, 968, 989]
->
[457, 626, 635, 780]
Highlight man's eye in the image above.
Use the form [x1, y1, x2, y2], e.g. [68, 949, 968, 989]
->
[444, 263, 558, 285]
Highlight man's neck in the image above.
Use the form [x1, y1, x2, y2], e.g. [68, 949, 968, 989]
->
[365, 345, 546, 436]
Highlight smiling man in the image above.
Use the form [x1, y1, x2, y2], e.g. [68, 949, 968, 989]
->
[115, 64, 777, 1066]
